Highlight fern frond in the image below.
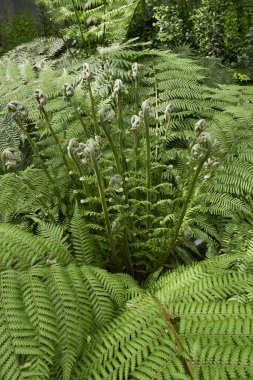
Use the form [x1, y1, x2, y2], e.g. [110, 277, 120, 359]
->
[0, 270, 44, 380]
[70, 204, 102, 266]
[0, 226, 129, 379]
[77, 254, 253, 379]
[0, 224, 73, 268]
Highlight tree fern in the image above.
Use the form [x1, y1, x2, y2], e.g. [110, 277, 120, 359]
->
[1, 42, 253, 274]
[0, 225, 129, 379]
[0, 225, 252, 379]
[76, 254, 253, 379]
[0, 4, 253, 379]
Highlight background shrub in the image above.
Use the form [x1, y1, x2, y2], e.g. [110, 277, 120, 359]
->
[152, 0, 253, 67]
[0, 10, 40, 53]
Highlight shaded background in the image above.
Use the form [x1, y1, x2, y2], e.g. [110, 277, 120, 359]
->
[0, 0, 39, 19]
[0, 0, 43, 50]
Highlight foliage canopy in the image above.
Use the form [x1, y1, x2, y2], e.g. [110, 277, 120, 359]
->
[0, 1, 253, 379]
[0, 225, 252, 379]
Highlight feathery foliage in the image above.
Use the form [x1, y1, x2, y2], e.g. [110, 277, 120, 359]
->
[0, 4, 253, 377]
[0, 225, 252, 379]
[36, 0, 141, 50]
[1, 43, 253, 276]
[0, 225, 130, 380]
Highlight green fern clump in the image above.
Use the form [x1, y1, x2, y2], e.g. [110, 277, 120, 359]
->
[76, 254, 253, 380]
[1, 3, 253, 379]
[0, 225, 252, 380]
[1, 44, 253, 276]
[0, 224, 134, 380]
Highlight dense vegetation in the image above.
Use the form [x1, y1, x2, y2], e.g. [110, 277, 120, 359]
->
[0, 1, 253, 379]
[152, 0, 253, 67]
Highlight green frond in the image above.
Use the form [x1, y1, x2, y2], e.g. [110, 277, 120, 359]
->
[76, 254, 253, 379]
[0, 115, 21, 159]
[0, 270, 44, 380]
[70, 204, 102, 266]
[0, 226, 129, 379]
[2, 37, 65, 66]
[36, 0, 141, 47]
[0, 225, 252, 379]
[0, 224, 73, 268]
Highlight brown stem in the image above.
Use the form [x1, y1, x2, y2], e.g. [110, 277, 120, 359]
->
[154, 297, 193, 376]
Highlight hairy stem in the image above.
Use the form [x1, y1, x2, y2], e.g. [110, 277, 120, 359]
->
[91, 152, 119, 268]
[160, 149, 211, 266]
[87, 82, 99, 135]
[100, 122, 134, 276]
[71, 154, 90, 196]
[100, 121, 122, 174]
[153, 65, 160, 161]
[40, 107, 70, 169]
[116, 96, 128, 174]
[70, 0, 88, 55]
[67, 97, 89, 137]
[134, 79, 140, 173]
[144, 112, 151, 225]
[134, 130, 140, 173]
[16, 119, 68, 214]
[17, 120, 55, 186]
[164, 115, 171, 140]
